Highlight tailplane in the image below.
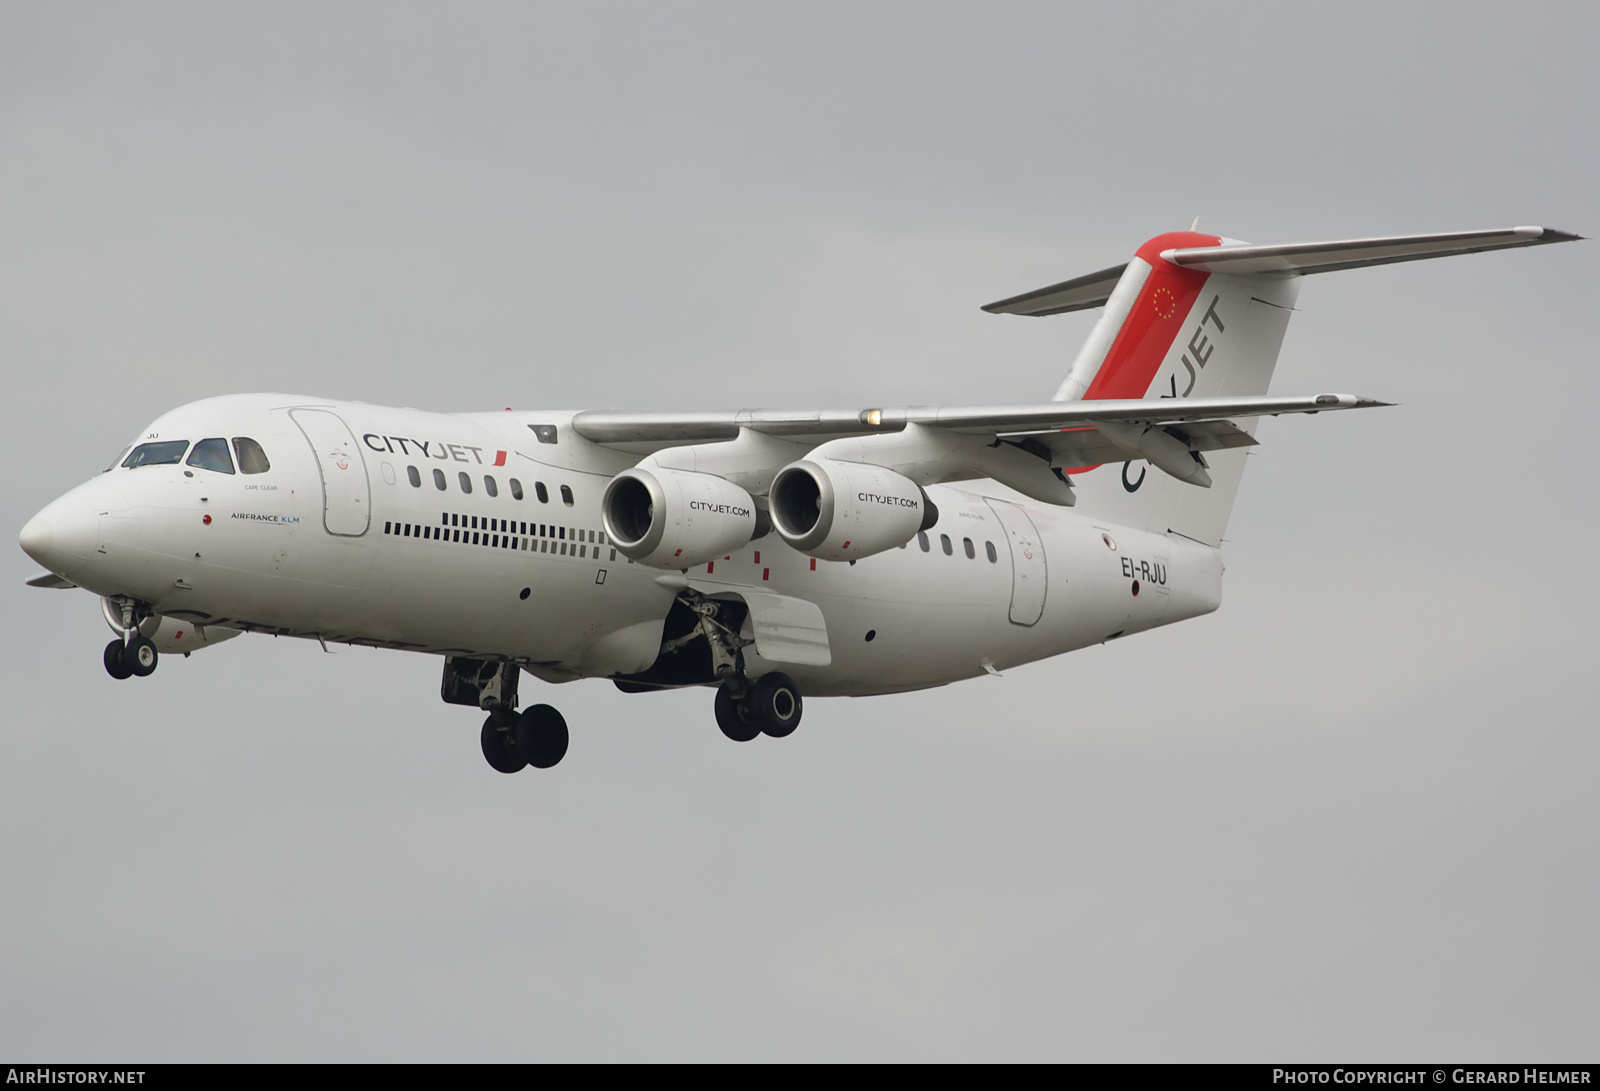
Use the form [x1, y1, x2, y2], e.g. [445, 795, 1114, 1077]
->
[983, 226, 1578, 544]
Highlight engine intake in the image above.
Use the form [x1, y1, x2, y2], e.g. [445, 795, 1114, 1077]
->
[601, 467, 758, 569]
[768, 458, 936, 562]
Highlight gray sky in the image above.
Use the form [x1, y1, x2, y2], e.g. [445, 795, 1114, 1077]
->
[2, 1, 1596, 1061]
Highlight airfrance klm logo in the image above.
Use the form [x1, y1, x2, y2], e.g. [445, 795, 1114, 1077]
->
[363, 435, 507, 466]
[231, 512, 300, 525]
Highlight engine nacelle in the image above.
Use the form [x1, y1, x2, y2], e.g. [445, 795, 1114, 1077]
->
[601, 467, 758, 569]
[768, 458, 935, 562]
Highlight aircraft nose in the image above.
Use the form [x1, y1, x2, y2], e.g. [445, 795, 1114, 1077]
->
[19, 489, 109, 577]
[19, 511, 56, 565]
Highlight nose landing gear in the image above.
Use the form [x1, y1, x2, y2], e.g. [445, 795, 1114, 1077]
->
[102, 598, 158, 680]
[102, 636, 159, 679]
[447, 656, 571, 774]
[479, 704, 571, 774]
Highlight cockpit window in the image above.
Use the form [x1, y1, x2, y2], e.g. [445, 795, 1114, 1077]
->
[186, 438, 235, 474]
[106, 448, 130, 473]
[122, 440, 190, 468]
[232, 437, 271, 475]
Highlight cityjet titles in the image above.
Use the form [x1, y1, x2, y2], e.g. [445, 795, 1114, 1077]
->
[363, 434, 507, 467]
[1161, 293, 1225, 399]
[857, 493, 918, 508]
[689, 501, 751, 518]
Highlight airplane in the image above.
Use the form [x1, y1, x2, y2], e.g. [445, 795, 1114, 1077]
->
[17, 226, 1578, 774]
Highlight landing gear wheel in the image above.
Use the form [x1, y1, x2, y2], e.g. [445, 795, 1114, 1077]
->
[124, 637, 158, 677]
[103, 639, 133, 680]
[514, 704, 569, 769]
[715, 686, 760, 742]
[748, 672, 802, 738]
[480, 714, 526, 774]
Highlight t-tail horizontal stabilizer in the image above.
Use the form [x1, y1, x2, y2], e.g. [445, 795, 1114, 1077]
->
[982, 226, 1581, 316]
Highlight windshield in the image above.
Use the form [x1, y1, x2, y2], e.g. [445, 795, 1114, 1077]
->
[122, 441, 190, 468]
[186, 438, 235, 474]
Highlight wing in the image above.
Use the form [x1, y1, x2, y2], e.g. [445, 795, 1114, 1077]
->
[567, 393, 1389, 503]
[569, 392, 1383, 446]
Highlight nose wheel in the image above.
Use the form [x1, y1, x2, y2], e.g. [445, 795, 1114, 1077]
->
[103, 636, 158, 680]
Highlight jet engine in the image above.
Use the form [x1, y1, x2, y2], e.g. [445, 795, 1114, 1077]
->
[768, 458, 936, 562]
[601, 467, 759, 569]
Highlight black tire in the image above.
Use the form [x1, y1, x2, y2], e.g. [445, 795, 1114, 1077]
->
[714, 686, 760, 742]
[748, 672, 802, 738]
[515, 704, 569, 769]
[103, 639, 133, 680]
[124, 636, 158, 677]
[480, 716, 526, 774]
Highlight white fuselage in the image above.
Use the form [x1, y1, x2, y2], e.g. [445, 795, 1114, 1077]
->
[25, 394, 1223, 697]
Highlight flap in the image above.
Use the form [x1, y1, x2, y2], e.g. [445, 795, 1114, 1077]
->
[1010, 418, 1257, 469]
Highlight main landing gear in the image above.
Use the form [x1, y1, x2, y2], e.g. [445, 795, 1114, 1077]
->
[480, 704, 570, 774]
[715, 671, 803, 743]
[444, 656, 572, 774]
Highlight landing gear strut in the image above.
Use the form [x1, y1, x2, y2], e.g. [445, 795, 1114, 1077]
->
[716, 671, 803, 741]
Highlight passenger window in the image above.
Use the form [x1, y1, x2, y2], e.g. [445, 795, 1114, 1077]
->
[940, 534, 952, 556]
[232, 437, 271, 474]
[560, 485, 574, 506]
[917, 531, 929, 552]
[484, 476, 498, 498]
[535, 482, 549, 503]
[509, 478, 523, 500]
[433, 468, 446, 490]
[963, 537, 975, 559]
[123, 440, 190, 468]
[186, 438, 236, 474]
[458, 472, 473, 494]
[986, 541, 998, 563]
[407, 466, 421, 487]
